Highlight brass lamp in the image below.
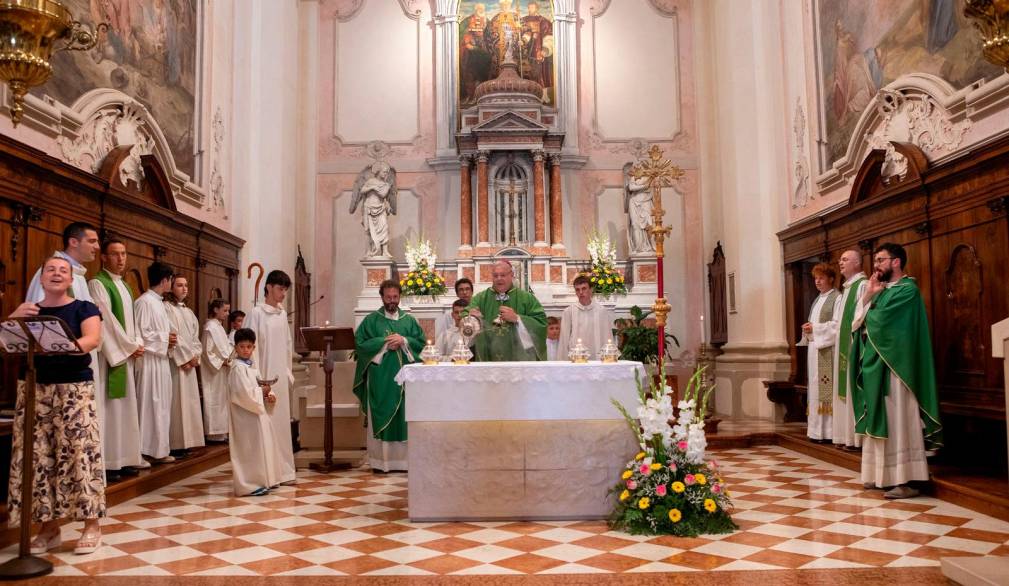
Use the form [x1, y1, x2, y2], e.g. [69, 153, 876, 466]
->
[0, 0, 104, 126]
[965, 0, 1009, 69]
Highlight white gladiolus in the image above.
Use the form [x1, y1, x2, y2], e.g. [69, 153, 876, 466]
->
[405, 239, 437, 272]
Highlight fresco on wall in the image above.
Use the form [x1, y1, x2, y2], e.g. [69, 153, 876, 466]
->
[818, 0, 1002, 168]
[31, 0, 199, 177]
[458, 0, 554, 108]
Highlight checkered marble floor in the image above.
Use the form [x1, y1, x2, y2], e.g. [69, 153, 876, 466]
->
[9, 445, 1009, 577]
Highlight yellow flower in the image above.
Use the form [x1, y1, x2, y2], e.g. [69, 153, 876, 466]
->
[650, 463, 662, 471]
[617, 276, 624, 282]
[671, 481, 685, 493]
[606, 279, 613, 285]
[638, 497, 650, 509]
[704, 498, 717, 513]
[590, 277, 597, 282]
[619, 490, 630, 502]
[635, 452, 646, 461]
[621, 470, 633, 480]
[695, 474, 707, 485]
[425, 282, 432, 287]
[399, 280, 405, 285]
[668, 508, 682, 523]
[407, 279, 414, 286]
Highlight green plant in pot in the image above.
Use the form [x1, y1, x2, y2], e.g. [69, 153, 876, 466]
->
[614, 305, 680, 365]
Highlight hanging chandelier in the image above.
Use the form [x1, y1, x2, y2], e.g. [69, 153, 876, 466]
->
[964, 0, 1009, 69]
[0, 0, 104, 126]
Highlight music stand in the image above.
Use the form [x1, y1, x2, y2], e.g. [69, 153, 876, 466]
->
[0, 316, 83, 580]
[300, 325, 354, 473]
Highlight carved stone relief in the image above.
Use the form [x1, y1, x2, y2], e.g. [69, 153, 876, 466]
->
[209, 107, 226, 214]
[58, 101, 155, 190]
[864, 89, 971, 162]
[792, 98, 810, 209]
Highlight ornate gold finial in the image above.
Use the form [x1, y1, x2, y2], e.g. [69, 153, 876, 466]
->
[629, 144, 683, 258]
[964, 0, 1009, 69]
[0, 1, 106, 126]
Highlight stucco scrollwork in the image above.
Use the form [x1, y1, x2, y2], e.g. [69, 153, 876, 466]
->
[58, 100, 155, 189]
[792, 98, 810, 209]
[209, 107, 226, 213]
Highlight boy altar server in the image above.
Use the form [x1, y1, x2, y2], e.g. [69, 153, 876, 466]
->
[203, 298, 233, 442]
[135, 262, 177, 463]
[165, 275, 205, 456]
[228, 328, 280, 496]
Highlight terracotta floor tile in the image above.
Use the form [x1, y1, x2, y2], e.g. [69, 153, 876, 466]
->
[303, 510, 354, 522]
[910, 512, 971, 527]
[100, 522, 137, 535]
[646, 535, 712, 550]
[827, 546, 900, 566]
[287, 523, 348, 538]
[884, 502, 934, 513]
[241, 509, 293, 522]
[241, 555, 315, 575]
[571, 535, 639, 551]
[774, 516, 835, 530]
[324, 554, 397, 575]
[73, 554, 149, 576]
[989, 544, 1009, 556]
[420, 537, 485, 554]
[266, 537, 333, 554]
[174, 510, 229, 523]
[408, 554, 483, 574]
[188, 537, 256, 555]
[357, 522, 414, 537]
[497, 522, 555, 535]
[566, 520, 611, 534]
[156, 554, 232, 575]
[796, 530, 866, 546]
[215, 522, 276, 538]
[370, 510, 410, 522]
[341, 536, 404, 554]
[722, 531, 790, 548]
[146, 522, 205, 537]
[496, 535, 564, 552]
[754, 504, 807, 515]
[660, 550, 735, 571]
[946, 527, 1009, 543]
[112, 510, 164, 523]
[139, 499, 189, 510]
[906, 545, 983, 560]
[426, 523, 486, 536]
[843, 514, 901, 528]
[113, 536, 180, 554]
[870, 528, 938, 545]
[493, 553, 568, 573]
[743, 549, 818, 569]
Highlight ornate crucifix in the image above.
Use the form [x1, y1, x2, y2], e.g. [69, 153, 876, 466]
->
[500, 178, 524, 246]
[630, 144, 684, 360]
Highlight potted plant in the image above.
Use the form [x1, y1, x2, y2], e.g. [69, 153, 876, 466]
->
[614, 305, 679, 365]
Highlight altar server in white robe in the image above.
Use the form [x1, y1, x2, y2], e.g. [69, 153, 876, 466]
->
[800, 263, 841, 442]
[243, 270, 296, 484]
[436, 278, 473, 337]
[546, 317, 561, 360]
[88, 238, 149, 481]
[436, 299, 467, 357]
[203, 298, 233, 442]
[832, 250, 869, 450]
[228, 328, 280, 496]
[557, 275, 616, 360]
[227, 310, 245, 344]
[134, 262, 177, 463]
[165, 275, 205, 455]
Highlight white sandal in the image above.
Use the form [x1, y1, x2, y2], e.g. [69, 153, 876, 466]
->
[29, 531, 61, 555]
[74, 530, 101, 555]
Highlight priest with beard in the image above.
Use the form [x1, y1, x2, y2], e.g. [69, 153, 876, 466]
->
[465, 260, 547, 361]
[557, 275, 615, 361]
[850, 243, 942, 499]
[353, 279, 425, 472]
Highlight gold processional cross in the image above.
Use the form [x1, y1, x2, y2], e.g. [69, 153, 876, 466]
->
[629, 144, 684, 330]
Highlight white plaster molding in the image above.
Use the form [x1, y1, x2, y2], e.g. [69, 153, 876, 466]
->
[553, 0, 579, 153]
[814, 72, 1009, 193]
[432, 0, 460, 156]
[52, 88, 204, 206]
[792, 98, 810, 209]
[587, 0, 611, 17]
[320, 0, 365, 22]
[647, 0, 679, 17]
[208, 107, 226, 214]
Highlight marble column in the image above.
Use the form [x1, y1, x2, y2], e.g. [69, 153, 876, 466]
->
[549, 153, 564, 250]
[459, 155, 473, 249]
[476, 151, 490, 246]
[532, 151, 546, 246]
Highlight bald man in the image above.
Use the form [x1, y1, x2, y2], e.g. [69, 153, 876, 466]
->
[465, 261, 547, 361]
[833, 250, 869, 450]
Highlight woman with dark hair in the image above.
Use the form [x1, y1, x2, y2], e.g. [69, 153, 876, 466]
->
[801, 262, 841, 444]
[8, 256, 105, 554]
[202, 298, 233, 442]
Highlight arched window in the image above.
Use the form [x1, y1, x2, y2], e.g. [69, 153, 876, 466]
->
[492, 158, 531, 246]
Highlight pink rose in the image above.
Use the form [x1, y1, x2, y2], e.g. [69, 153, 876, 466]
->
[669, 463, 677, 473]
[639, 464, 651, 475]
[709, 460, 719, 469]
[655, 484, 667, 497]
[712, 483, 722, 493]
[685, 474, 696, 485]
[626, 480, 637, 490]
[677, 441, 688, 451]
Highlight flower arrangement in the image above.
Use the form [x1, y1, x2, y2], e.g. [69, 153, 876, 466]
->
[609, 365, 736, 536]
[583, 233, 627, 296]
[400, 239, 448, 298]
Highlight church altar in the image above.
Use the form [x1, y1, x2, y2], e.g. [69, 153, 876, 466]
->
[396, 361, 644, 522]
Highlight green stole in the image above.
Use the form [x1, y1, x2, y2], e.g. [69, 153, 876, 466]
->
[465, 287, 548, 362]
[850, 277, 943, 450]
[815, 289, 840, 411]
[93, 269, 128, 398]
[352, 309, 426, 442]
[836, 276, 865, 400]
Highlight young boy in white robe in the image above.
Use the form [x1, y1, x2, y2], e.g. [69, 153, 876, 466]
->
[228, 328, 280, 496]
[203, 298, 233, 442]
[164, 275, 205, 457]
[546, 317, 561, 361]
[436, 299, 468, 357]
[227, 310, 245, 344]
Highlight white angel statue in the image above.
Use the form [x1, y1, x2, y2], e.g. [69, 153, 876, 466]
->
[349, 161, 397, 258]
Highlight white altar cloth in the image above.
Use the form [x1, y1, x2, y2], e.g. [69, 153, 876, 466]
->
[397, 360, 645, 422]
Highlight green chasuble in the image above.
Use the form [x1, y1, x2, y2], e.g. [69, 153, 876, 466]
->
[465, 287, 547, 361]
[352, 309, 426, 442]
[850, 276, 942, 450]
[836, 276, 865, 400]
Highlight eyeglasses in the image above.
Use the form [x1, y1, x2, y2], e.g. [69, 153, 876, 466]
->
[873, 257, 894, 265]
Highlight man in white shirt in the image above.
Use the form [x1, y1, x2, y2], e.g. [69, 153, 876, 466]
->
[557, 275, 616, 360]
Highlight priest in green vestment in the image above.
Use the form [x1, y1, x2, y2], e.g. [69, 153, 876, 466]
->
[353, 279, 426, 472]
[464, 260, 548, 361]
[850, 243, 942, 499]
